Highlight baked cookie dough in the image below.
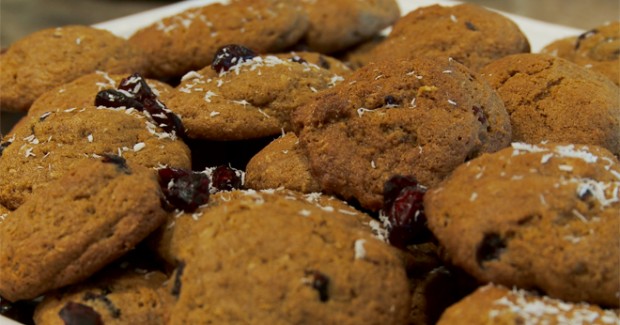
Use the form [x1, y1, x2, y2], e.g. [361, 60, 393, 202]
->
[366, 3, 530, 71]
[437, 284, 619, 325]
[541, 21, 620, 86]
[166, 52, 346, 141]
[128, 0, 309, 79]
[301, 0, 400, 53]
[27, 71, 173, 118]
[293, 56, 511, 210]
[34, 268, 168, 325]
[425, 142, 620, 307]
[0, 157, 168, 301]
[0, 105, 191, 211]
[480, 53, 620, 155]
[164, 188, 410, 324]
[0, 25, 145, 112]
[245, 132, 320, 193]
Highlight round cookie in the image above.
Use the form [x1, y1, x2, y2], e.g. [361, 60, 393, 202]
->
[542, 21, 620, 86]
[0, 105, 191, 211]
[300, 0, 400, 53]
[0, 157, 169, 301]
[164, 188, 410, 324]
[425, 142, 620, 307]
[0, 25, 145, 112]
[166, 53, 346, 141]
[27, 71, 173, 118]
[437, 284, 620, 325]
[34, 268, 168, 325]
[245, 132, 320, 193]
[366, 3, 530, 71]
[127, 0, 309, 79]
[292, 56, 512, 211]
[480, 53, 620, 155]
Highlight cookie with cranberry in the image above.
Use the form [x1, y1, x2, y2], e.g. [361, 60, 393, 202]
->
[365, 3, 530, 71]
[27, 72, 173, 118]
[245, 132, 320, 193]
[292, 56, 511, 211]
[0, 157, 169, 302]
[163, 188, 410, 324]
[425, 142, 620, 307]
[542, 21, 620, 86]
[128, 0, 308, 80]
[0, 105, 190, 211]
[480, 53, 620, 155]
[437, 284, 619, 325]
[166, 49, 346, 141]
[33, 267, 168, 325]
[0, 25, 145, 112]
[300, 0, 400, 53]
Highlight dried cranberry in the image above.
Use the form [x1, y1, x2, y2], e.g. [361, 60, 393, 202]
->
[83, 290, 120, 318]
[575, 28, 598, 50]
[304, 270, 330, 302]
[465, 21, 478, 31]
[384, 95, 400, 107]
[59, 302, 103, 325]
[211, 44, 257, 73]
[101, 154, 131, 174]
[171, 261, 185, 297]
[158, 167, 210, 212]
[211, 165, 243, 191]
[94, 89, 143, 110]
[383, 175, 432, 248]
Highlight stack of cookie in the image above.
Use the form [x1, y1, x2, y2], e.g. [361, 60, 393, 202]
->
[0, 1, 618, 324]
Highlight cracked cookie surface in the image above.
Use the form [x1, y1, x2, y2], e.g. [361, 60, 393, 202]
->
[293, 57, 511, 210]
[480, 53, 620, 155]
[425, 143, 620, 307]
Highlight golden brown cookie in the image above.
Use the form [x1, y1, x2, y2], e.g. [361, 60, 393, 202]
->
[541, 21, 620, 86]
[27, 71, 173, 118]
[480, 53, 620, 155]
[425, 142, 620, 307]
[245, 132, 320, 193]
[166, 51, 346, 141]
[366, 3, 530, 71]
[0, 105, 191, 211]
[127, 0, 309, 79]
[34, 268, 168, 325]
[301, 0, 400, 53]
[437, 284, 620, 325]
[0, 25, 145, 112]
[0, 157, 168, 301]
[163, 188, 410, 324]
[293, 56, 511, 211]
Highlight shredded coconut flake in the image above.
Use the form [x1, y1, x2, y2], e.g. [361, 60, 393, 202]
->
[354, 239, 367, 259]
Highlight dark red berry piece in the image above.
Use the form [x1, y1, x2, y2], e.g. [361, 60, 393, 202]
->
[171, 261, 185, 297]
[476, 233, 506, 267]
[211, 44, 257, 73]
[383, 175, 432, 248]
[384, 95, 400, 107]
[575, 28, 598, 50]
[101, 154, 131, 174]
[465, 21, 478, 31]
[290, 55, 308, 64]
[304, 270, 330, 302]
[158, 167, 210, 213]
[58, 302, 104, 325]
[95, 89, 143, 110]
[211, 165, 243, 191]
[83, 290, 121, 318]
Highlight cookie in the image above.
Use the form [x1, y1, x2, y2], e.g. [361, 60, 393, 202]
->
[0, 25, 145, 112]
[127, 0, 309, 79]
[0, 157, 169, 301]
[437, 284, 619, 325]
[163, 188, 410, 324]
[542, 21, 620, 86]
[245, 132, 320, 193]
[0, 105, 191, 211]
[425, 142, 620, 307]
[480, 53, 620, 155]
[166, 50, 346, 141]
[301, 0, 400, 53]
[34, 268, 168, 325]
[366, 3, 530, 71]
[27, 71, 173, 118]
[292, 56, 511, 211]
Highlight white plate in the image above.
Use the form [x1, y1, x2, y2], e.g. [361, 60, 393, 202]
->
[0, 1, 583, 324]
